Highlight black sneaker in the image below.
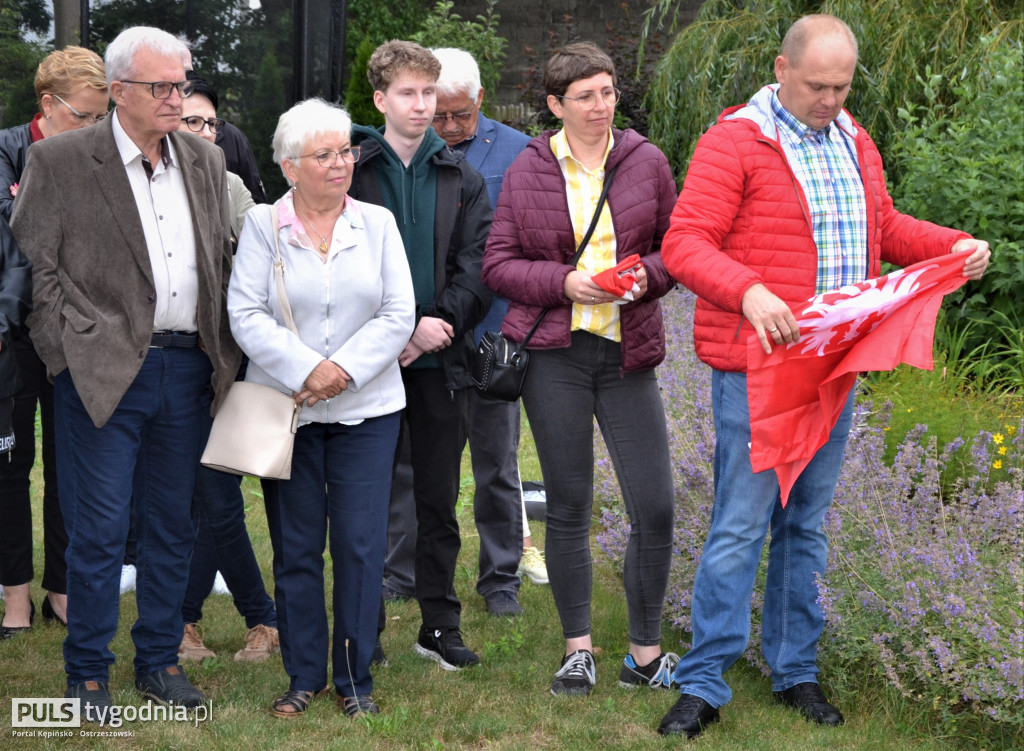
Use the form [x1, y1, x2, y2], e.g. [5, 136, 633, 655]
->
[484, 590, 523, 617]
[774, 682, 844, 726]
[550, 649, 596, 696]
[66, 681, 112, 725]
[414, 626, 480, 671]
[135, 665, 205, 707]
[618, 652, 680, 689]
[658, 693, 720, 737]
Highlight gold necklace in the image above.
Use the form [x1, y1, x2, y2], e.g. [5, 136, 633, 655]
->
[295, 206, 335, 254]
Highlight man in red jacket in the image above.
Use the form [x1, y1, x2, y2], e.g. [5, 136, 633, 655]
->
[657, 14, 990, 739]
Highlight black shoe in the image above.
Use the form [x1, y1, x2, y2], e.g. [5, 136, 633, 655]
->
[774, 682, 844, 726]
[484, 590, 523, 617]
[135, 665, 206, 707]
[42, 595, 67, 627]
[658, 693, 721, 738]
[66, 681, 112, 725]
[414, 626, 480, 670]
[371, 638, 388, 667]
[0, 600, 34, 639]
[550, 649, 596, 696]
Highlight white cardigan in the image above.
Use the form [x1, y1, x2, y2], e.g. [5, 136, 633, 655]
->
[228, 196, 414, 425]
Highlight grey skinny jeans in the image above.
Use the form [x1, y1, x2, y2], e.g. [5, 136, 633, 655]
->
[521, 330, 674, 645]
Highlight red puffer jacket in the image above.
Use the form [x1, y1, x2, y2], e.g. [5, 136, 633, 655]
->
[662, 85, 969, 372]
[482, 128, 678, 373]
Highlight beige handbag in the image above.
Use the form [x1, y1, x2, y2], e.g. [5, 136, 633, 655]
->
[200, 210, 302, 480]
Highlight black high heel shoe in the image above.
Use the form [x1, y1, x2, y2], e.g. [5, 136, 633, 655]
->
[41, 595, 67, 627]
[0, 599, 35, 639]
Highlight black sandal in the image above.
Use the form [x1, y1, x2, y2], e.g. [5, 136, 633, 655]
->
[270, 686, 330, 719]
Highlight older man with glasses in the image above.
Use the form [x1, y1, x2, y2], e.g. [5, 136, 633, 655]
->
[11, 26, 240, 723]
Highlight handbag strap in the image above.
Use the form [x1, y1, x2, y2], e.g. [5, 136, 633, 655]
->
[518, 165, 618, 350]
[271, 208, 300, 337]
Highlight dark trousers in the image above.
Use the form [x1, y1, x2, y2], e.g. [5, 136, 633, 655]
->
[0, 341, 66, 591]
[182, 444, 276, 628]
[54, 348, 212, 684]
[262, 413, 399, 697]
[402, 368, 468, 629]
[521, 331, 674, 644]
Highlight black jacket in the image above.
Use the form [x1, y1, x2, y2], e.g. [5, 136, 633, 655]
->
[349, 128, 492, 390]
[0, 122, 32, 222]
[0, 215, 31, 398]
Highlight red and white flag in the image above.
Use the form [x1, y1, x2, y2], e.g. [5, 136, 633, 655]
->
[747, 250, 971, 505]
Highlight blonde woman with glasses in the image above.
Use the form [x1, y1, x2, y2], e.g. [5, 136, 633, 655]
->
[0, 46, 108, 638]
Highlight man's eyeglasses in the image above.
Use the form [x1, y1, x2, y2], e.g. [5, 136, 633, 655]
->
[120, 80, 195, 100]
[432, 110, 475, 125]
[181, 116, 226, 134]
[557, 88, 621, 111]
[294, 148, 361, 168]
[51, 94, 107, 125]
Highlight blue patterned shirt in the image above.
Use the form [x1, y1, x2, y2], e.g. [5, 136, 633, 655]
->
[771, 91, 867, 293]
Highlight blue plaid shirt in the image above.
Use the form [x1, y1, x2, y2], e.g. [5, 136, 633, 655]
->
[771, 91, 867, 293]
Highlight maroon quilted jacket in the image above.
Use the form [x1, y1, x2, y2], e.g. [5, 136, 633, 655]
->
[481, 128, 678, 373]
[662, 85, 969, 372]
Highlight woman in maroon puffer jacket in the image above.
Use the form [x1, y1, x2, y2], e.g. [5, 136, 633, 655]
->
[482, 42, 681, 699]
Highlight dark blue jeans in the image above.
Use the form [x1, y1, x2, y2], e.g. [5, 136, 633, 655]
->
[262, 413, 399, 697]
[54, 348, 212, 685]
[182, 458, 276, 628]
[521, 331, 674, 645]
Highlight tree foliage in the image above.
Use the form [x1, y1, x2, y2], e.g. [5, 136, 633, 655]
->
[645, 0, 1022, 175]
[0, 0, 49, 128]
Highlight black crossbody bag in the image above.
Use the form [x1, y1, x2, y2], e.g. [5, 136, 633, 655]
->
[472, 167, 618, 401]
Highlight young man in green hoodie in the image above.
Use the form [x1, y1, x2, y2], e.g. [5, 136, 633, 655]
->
[351, 40, 492, 670]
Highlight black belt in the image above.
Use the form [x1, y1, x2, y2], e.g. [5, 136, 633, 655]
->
[150, 330, 199, 348]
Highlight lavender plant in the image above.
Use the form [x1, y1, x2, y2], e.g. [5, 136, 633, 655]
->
[595, 289, 1023, 740]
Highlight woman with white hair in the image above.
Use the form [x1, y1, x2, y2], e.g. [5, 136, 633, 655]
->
[228, 98, 414, 718]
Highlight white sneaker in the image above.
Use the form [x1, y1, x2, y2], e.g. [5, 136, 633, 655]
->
[212, 571, 231, 595]
[119, 564, 137, 594]
[518, 546, 549, 585]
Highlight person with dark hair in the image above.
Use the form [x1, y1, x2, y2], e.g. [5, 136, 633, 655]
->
[482, 41, 679, 697]
[351, 40, 492, 671]
[657, 14, 990, 738]
[0, 45, 108, 636]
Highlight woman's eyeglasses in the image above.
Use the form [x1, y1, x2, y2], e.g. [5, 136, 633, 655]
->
[294, 148, 361, 168]
[52, 94, 107, 124]
[181, 116, 226, 134]
[556, 88, 622, 111]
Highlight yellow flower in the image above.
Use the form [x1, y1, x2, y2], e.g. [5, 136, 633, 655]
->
[1007, 425, 1017, 436]
[999, 446, 1007, 456]
[907, 407, 914, 413]
[993, 460, 1002, 470]
[993, 433, 1004, 445]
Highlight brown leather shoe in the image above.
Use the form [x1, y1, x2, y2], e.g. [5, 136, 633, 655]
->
[178, 623, 216, 660]
[234, 624, 279, 662]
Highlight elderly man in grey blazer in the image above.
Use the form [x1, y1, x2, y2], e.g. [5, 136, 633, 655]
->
[11, 26, 240, 722]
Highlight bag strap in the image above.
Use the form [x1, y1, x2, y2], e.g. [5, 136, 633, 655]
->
[518, 165, 618, 350]
[271, 208, 300, 337]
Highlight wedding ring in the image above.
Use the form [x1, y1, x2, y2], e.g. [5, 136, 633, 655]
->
[590, 296, 596, 303]
[769, 327, 778, 333]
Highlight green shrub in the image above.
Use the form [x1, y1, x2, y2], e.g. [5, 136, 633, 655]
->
[344, 35, 384, 129]
[889, 37, 1024, 378]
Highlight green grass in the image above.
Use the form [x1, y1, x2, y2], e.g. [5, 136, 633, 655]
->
[2, 409, 965, 750]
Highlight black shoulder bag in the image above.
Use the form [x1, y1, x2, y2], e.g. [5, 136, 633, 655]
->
[473, 166, 618, 401]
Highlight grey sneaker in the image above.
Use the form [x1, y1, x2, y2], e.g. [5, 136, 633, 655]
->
[618, 652, 680, 689]
[551, 649, 596, 696]
[485, 590, 523, 617]
[414, 626, 480, 670]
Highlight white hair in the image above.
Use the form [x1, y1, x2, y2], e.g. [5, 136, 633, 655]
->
[104, 26, 189, 86]
[431, 48, 482, 100]
[272, 98, 354, 185]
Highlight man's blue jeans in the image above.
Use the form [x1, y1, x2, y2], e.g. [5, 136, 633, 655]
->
[55, 348, 212, 685]
[672, 369, 854, 707]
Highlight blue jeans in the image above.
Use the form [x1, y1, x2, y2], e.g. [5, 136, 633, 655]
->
[262, 413, 399, 697]
[672, 369, 855, 707]
[182, 457, 276, 628]
[54, 348, 212, 684]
